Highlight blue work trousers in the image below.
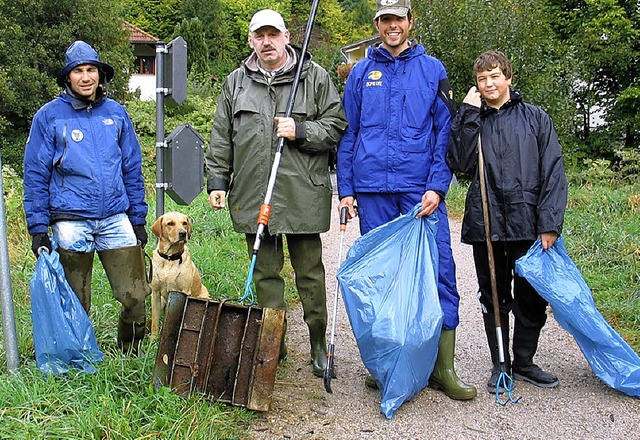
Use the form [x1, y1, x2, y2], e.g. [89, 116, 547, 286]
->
[356, 192, 460, 329]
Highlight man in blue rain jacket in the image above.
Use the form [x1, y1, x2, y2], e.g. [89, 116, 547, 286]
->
[337, 0, 476, 400]
[23, 41, 150, 354]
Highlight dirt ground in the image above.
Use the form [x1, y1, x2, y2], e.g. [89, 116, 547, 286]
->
[249, 195, 639, 440]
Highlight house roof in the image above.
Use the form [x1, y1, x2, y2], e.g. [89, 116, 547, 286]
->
[341, 35, 380, 52]
[123, 21, 159, 43]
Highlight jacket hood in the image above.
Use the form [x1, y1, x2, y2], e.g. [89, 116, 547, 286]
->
[57, 41, 114, 87]
[368, 39, 424, 62]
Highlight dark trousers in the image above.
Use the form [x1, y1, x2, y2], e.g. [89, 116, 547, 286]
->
[245, 232, 327, 330]
[472, 241, 549, 365]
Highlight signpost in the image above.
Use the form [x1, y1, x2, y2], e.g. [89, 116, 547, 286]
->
[155, 36, 204, 217]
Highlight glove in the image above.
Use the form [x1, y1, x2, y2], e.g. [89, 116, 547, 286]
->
[133, 224, 148, 248]
[31, 233, 52, 257]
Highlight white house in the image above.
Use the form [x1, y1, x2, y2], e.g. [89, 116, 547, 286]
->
[124, 21, 159, 101]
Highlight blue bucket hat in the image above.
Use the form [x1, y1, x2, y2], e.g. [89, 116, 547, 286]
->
[56, 41, 114, 87]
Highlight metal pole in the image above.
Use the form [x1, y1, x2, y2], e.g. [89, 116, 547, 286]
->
[155, 41, 166, 219]
[0, 161, 20, 373]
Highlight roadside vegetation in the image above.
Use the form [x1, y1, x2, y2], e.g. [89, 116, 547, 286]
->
[1, 129, 639, 439]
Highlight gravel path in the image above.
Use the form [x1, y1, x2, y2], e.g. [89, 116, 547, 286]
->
[250, 195, 639, 440]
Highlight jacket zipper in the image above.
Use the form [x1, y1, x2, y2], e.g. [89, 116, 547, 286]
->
[60, 124, 67, 187]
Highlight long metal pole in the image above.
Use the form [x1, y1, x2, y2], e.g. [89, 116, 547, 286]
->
[324, 207, 348, 393]
[478, 135, 518, 405]
[0, 159, 20, 373]
[242, 0, 323, 302]
[155, 41, 166, 219]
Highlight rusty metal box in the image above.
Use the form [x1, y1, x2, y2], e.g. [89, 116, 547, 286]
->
[152, 292, 285, 412]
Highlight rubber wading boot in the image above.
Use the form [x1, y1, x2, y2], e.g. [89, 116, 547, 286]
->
[308, 321, 331, 378]
[512, 327, 559, 388]
[428, 329, 477, 400]
[98, 245, 150, 355]
[483, 312, 513, 394]
[365, 374, 378, 389]
[117, 317, 146, 355]
[57, 248, 95, 313]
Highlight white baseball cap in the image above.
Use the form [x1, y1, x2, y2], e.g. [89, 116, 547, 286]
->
[249, 9, 287, 33]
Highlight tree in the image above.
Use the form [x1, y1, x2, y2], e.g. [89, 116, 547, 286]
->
[172, 17, 210, 75]
[119, 0, 182, 40]
[548, 0, 639, 158]
[0, 0, 134, 169]
[412, 0, 575, 142]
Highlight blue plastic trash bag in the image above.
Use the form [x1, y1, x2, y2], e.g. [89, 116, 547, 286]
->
[515, 237, 640, 397]
[337, 203, 443, 418]
[30, 240, 104, 374]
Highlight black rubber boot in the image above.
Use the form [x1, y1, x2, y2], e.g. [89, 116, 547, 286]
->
[512, 326, 559, 388]
[428, 329, 477, 400]
[57, 248, 95, 313]
[483, 312, 513, 394]
[117, 317, 146, 356]
[98, 246, 150, 355]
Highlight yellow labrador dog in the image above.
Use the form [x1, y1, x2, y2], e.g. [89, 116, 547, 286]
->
[150, 212, 209, 338]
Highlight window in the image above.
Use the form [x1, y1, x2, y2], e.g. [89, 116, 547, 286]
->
[135, 56, 155, 74]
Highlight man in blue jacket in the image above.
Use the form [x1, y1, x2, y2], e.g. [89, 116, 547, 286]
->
[337, 0, 476, 400]
[23, 41, 150, 355]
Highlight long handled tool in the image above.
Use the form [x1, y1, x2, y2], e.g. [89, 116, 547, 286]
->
[477, 135, 519, 406]
[239, 1, 322, 305]
[324, 207, 349, 393]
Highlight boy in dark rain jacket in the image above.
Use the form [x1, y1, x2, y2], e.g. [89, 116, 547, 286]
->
[447, 50, 568, 393]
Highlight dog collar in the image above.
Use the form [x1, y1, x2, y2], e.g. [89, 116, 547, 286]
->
[158, 250, 184, 264]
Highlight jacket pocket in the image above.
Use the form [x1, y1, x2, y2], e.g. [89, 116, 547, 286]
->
[360, 84, 387, 129]
[400, 92, 434, 146]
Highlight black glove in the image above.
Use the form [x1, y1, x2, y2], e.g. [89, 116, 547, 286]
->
[31, 233, 52, 257]
[133, 224, 148, 248]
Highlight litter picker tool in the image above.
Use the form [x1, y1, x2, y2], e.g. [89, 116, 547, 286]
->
[238, 1, 322, 305]
[324, 206, 349, 393]
[477, 135, 520, 406]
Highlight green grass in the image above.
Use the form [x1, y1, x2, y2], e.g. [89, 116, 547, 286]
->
[0, 152, 299, 439]
[563, 182, 640, 348]
[2, 152, 639, 438]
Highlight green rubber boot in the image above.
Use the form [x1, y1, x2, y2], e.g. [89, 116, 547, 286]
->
[57, 248, 95, 313]
[429, 329, 477, 400]
[309, 321, 329, 378]
[98, 245, 150, 355]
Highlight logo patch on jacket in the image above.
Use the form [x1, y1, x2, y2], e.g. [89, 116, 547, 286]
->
[71, 129, 84, 142]
[102, 118, 115, 126]
[366, 70, 383, 87]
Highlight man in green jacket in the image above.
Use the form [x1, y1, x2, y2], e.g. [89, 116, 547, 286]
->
[206, 9, 347, 377]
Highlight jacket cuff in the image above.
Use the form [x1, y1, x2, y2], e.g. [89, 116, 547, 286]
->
[29, 225, 49, 236]
[207, 177, 229, 193]
[293, 122, 307, 148]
